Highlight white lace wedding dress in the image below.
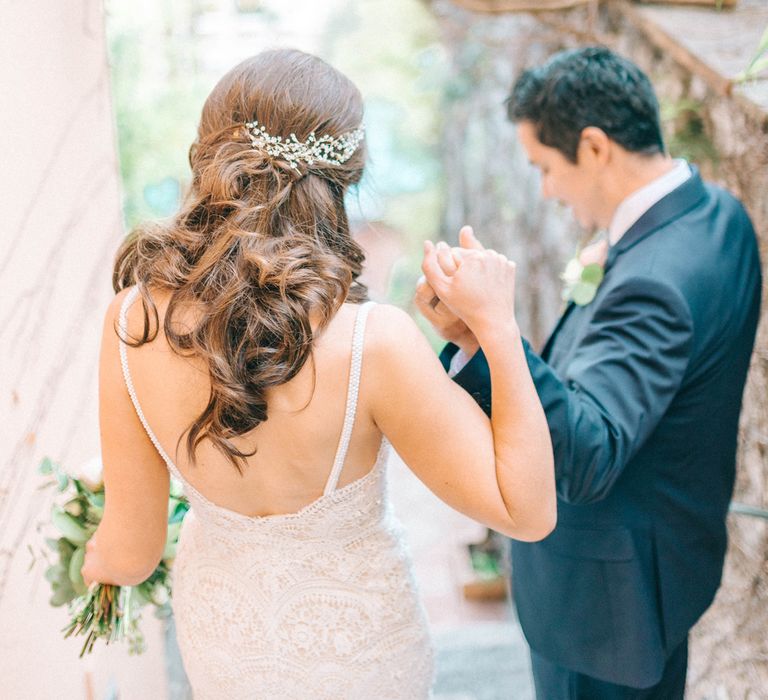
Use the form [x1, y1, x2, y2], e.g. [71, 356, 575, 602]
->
[119, 288, 435, 699]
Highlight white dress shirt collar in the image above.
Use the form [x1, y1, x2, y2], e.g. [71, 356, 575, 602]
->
[608, 159, 691, 246]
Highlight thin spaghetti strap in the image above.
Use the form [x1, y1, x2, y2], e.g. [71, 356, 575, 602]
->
[118, 287, 180, 478]
[323, 302, 376, 496]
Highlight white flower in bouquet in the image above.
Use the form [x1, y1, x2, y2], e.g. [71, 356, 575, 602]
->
[71, 454, 104, 492]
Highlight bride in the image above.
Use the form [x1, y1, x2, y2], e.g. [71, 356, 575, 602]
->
[81, 48, 555, 699]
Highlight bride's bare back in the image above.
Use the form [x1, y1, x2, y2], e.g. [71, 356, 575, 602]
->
[113, 286, 435, 698]
[118, 287, 383, 518]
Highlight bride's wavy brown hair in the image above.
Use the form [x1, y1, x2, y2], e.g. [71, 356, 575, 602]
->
[112, 49, 368, 473]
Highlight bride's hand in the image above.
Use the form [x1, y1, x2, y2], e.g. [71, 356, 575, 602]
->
[421, 240, 517, 337]
[81, 534, 112, 587]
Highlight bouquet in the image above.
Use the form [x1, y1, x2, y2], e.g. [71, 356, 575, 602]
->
[33, 456, 189, 657]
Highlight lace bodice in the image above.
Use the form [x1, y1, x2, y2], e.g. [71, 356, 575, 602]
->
[119, 287, 434, 699]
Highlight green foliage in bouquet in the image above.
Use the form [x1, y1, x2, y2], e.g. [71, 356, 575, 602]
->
[34, 457, 189, 657]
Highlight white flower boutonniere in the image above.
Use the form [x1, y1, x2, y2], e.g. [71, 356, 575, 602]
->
[561, 239, 609, 306]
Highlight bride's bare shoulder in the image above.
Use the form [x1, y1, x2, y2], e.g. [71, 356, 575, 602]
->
[366, 303, 420, 336]
[105, 285, 198, 342]
[364, 303, 434, 365]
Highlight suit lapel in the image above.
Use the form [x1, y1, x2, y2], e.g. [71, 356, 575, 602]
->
[541, 301, 577, 361]
[605, 166, 707, 272]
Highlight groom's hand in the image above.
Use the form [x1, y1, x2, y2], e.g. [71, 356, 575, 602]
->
[415, 226, 481, 356]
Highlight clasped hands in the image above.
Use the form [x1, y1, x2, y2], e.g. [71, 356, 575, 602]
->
[415, 225, 517, 356]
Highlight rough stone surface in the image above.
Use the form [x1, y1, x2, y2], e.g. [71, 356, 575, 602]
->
[601, 6, 768, 696]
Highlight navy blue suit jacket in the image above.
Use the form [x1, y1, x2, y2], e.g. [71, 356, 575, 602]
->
[441, 169, 761, 688]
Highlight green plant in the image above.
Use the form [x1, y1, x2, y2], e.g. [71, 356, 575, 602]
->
[736, 24, 768, 82]
[660, 97, 719, 168]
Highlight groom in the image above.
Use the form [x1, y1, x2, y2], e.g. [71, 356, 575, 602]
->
[418, 47, 762, 699]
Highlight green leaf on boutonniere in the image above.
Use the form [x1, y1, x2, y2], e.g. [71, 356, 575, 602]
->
[581, 263, 604, 286]
[571, 282, 598, 306]
[562, 258, 606, 307]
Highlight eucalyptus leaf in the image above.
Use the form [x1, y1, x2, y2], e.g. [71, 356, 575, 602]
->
[68, 547, 87, 595]
[45, 564, 67, 584]
[63, 499, 83, 518]
[51, 509, 90, 545]
[85, 506, 104, 524]
[60, 550, 74, 571]
[50, 586, 76, 607]
[55, 471, 70, 492]
[38, 457, 54, 476]
[571, 282, 598, 306]
[86, 492, 105, 508]
[581, 263, 604, 286]
[56, 537, 76, 560]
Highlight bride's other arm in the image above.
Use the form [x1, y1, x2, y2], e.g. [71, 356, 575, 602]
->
[81, 290, 171, 587]
[367, 248, 556, 542]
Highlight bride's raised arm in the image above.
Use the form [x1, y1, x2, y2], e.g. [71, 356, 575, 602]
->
[365, 244, 555, 542]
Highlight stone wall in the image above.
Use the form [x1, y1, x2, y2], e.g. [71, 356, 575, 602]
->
[601, 5, 768, 697]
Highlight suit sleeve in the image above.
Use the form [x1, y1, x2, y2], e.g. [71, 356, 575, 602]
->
[445, 277, 694, 504]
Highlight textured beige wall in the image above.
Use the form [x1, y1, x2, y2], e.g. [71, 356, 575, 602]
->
[0, 3, 166, 698]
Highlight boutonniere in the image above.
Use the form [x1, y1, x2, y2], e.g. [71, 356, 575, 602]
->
[560, 239, 609, 306]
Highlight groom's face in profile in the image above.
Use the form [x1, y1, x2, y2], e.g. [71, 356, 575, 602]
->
[517, 120, 603, 230]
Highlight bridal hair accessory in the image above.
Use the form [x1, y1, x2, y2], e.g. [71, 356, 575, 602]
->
[244, 120, 364, 172]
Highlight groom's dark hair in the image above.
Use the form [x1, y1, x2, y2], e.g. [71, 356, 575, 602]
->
[506, 46, 665, 163]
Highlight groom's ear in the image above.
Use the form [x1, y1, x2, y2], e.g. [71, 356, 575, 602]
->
[577, 127, 611, 168]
